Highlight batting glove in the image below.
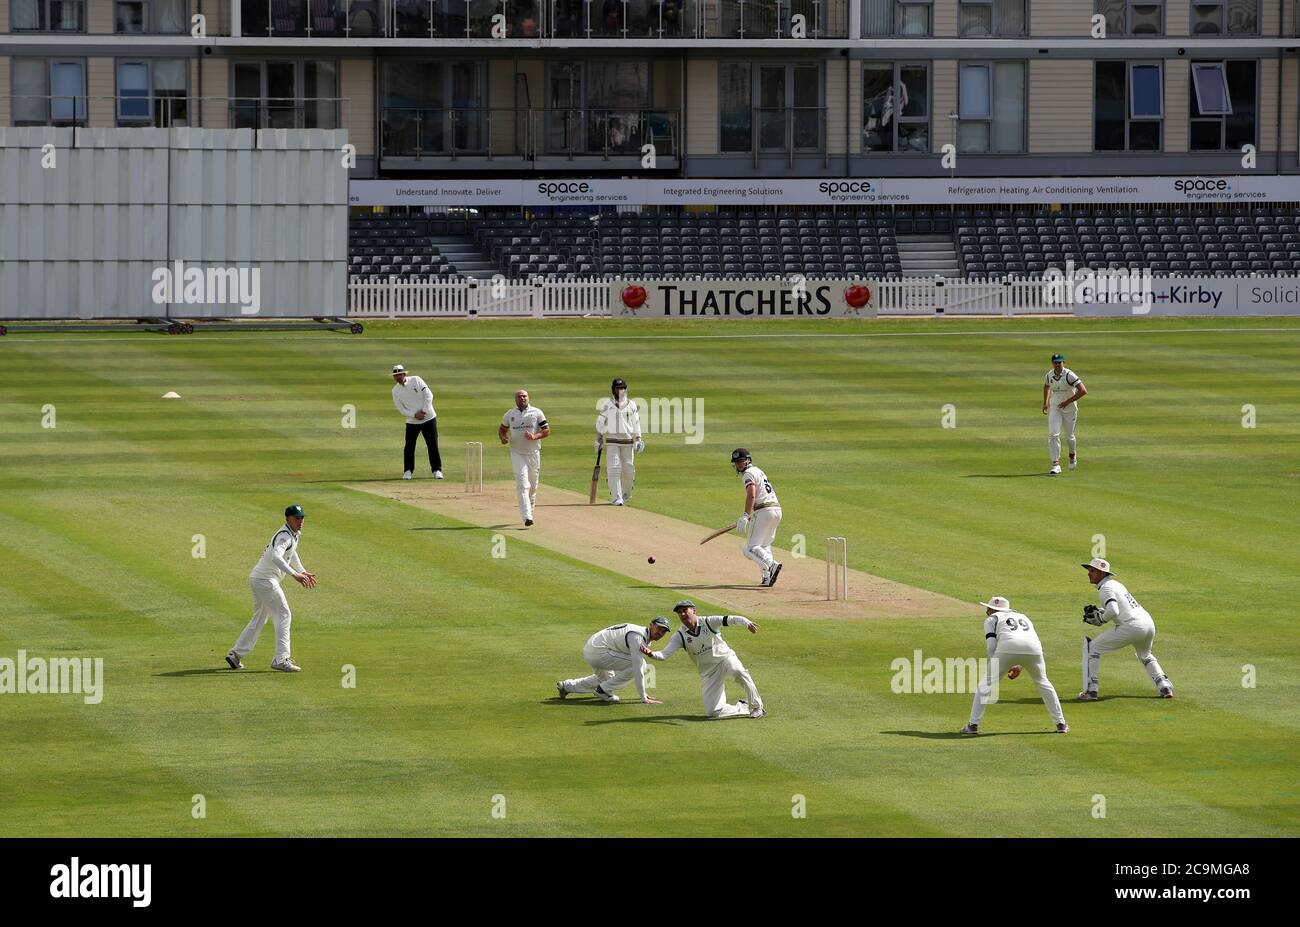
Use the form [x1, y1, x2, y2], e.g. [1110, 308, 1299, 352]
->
[736, 514, 750, 532]
[594, 438, 603, 452]
[634, 438, 644, 453]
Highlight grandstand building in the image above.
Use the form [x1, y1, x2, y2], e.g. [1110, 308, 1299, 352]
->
[2, 2, 1298, 283]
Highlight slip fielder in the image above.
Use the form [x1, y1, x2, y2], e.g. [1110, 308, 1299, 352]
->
[1080, 558, 1174, 700]
[595, 376, 644, 506]
[731, 448, 783, 587]
[647, 600, 765, 719]
[1042, 352, 1087, 475]
[226, 504, 315, 673]
[556, 617, 670, 704]
[959, 596, 1067, 735]
[498, 388, 549, 527]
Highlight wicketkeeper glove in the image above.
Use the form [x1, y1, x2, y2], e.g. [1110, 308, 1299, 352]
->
[1082, 604, 1107, 626]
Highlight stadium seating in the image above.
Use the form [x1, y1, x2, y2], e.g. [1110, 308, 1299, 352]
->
[349, 206, 1299, 281]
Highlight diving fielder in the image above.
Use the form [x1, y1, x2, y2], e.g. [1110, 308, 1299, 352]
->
[1042, 353, 1087, 475]
[647, 600, 765, 719]
[959, 596, 1067, 735]
[595, 377, 644, 505]
[498, 389, 549, 526]
[226, 504, 315, 673]
[731, 448, 783, 587]
[556, 617, 670, 703]
[1080, 558, 1173, 700]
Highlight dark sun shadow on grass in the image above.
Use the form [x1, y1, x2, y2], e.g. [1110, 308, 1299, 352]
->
[155, 668, 273, 677]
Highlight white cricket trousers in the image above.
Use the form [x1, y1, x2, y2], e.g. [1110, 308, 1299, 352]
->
[561, 642, 641, 696]
[968, 653, 1065, 726]
[510, 449, 541, 521]
[232, 577, 292, 664]
[1048, 404, 1078, 463]
[605, 443, 636, 503]
[743, 506, 782, 579]
[701, 654, 762, 719]
[1083, 619, 1168, 694]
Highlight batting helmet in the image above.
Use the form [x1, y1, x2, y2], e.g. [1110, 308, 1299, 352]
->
[730, 448, 751, 464]
[285, 504, 305, 519]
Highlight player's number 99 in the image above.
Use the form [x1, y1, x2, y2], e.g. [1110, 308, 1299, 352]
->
[1004, 617, 1031, 631]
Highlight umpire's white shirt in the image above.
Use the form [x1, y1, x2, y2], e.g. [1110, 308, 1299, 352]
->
[393, 376, 436, 425]
[250, 524, 304, 583]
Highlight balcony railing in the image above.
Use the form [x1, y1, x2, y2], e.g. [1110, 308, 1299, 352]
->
[378, 106, 680, 161]
[724, 106, 827, 167]
[237, 0, 846, 37]
[228, 97, 345, 129]
[5, 95, 346, 130]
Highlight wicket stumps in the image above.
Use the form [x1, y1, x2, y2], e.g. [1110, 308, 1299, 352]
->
[464, 441, 483, 493]
[826, 536, 848, 600]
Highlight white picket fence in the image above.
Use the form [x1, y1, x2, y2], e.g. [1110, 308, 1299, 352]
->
[347, 276, 1075, 318]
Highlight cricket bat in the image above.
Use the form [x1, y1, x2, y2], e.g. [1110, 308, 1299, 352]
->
[588, 444, 603, 504]
[699, 523, 737, 545]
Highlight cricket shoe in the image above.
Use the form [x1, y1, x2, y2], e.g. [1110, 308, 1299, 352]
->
[402, 470, 413, 480]
[271, 659, 302, 673]
[524, 518, 534, 527]
[1068, 456, 1077, 470]
[1056, 722, 1070, 734]
[434, 470, 444, 479]
[594, 685, 619, 703]
[1077, 690, 1099, 701]
[1049, 464, 1062, 475]
[766, 562, 783, 588]
[555, 681, 568, 699]
[749, 705, 767, 719]
[612, 499, 624, 506]
[225, 651, 243, 670]
[959, 723, 979, 735]
[1159, 685, 1174, 699]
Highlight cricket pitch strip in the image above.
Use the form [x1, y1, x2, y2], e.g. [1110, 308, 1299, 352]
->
[349, 481, 969, 621]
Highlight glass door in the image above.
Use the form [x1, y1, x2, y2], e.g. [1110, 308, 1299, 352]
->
[758, 65, 786, 151]
[548, 62, 583, 153]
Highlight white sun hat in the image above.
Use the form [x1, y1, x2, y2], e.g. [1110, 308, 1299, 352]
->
[1081, 558, 1113, 574]
[979, 596, 1011, 611]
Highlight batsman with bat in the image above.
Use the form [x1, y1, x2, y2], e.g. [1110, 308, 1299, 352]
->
[960, 596, 1067, 735]
[731, 448, 783, 587]
[594, 377, 642, 506]
[1079, 558, 1173, 700]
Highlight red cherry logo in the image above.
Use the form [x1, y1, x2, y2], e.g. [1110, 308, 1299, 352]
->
[622, 285, 648, 309]
[844, 284, 872, 309]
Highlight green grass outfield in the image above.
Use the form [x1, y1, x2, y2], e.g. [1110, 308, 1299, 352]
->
[1, 316, 1297, 837]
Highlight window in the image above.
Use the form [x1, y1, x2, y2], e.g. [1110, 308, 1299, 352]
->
[12, 58, 86, 124]
[1095, 61, 1162, 151]
[116, 59, 189, 126]
[586, 61, 651, 155]
[862, 63, 930, 153]
[720, 62, 752, 153]
[1097, 0, 1164, 34]
[1191, 1, 1258, 35]
[115, 0, 187, 33]
[11, 0, 85, 31]
[957, 61, 1025, 153]
[231, 61, 338, 130]
[958, 0, 1026, 37]
[720, 63, 822, 153]
[863, 0, 932, 37]
[1190, 60, 1256, 150]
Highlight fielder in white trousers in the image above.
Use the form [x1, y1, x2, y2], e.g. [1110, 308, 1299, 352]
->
[511, 449, 540, 522]
[1048, 404, 1078, 466]
[233, 578, 293, 664]
[564, 640, 643, 696]
[700, 655, 762, 719]
[1083, 619, 1166, 694]
[969, 654, 1065, 727]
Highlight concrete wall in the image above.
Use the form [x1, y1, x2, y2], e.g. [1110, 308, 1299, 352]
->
[86, 56, 113, 127]
[1032, 0, 1087, 36]
[932, 59, 957, 152]
[341, 58, 373, 157]
[1164, 58, 1189, 153]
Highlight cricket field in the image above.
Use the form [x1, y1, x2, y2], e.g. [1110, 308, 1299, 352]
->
[1, 316, 1297, 837]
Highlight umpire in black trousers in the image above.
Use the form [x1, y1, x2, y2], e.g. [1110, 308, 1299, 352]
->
[391, 364, 443, 479]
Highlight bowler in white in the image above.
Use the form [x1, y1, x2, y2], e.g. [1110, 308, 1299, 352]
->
[498, 389, 549, 526]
